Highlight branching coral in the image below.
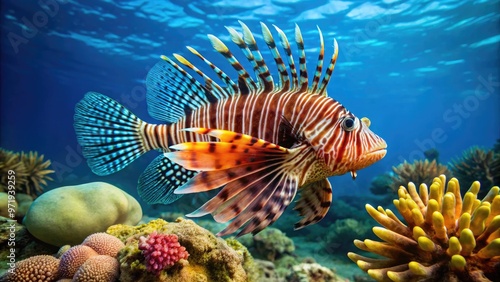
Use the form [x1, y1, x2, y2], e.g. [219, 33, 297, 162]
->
[0, 148, 54, 197]
[390, 160, 451, 194]
[449, 147, 499, 194]
[348, 175, 500, 282]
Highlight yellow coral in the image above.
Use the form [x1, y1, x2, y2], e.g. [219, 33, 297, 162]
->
[390, 160, 451, 194]
[0, 148, 54, 197]
[348, 175, 500, 282]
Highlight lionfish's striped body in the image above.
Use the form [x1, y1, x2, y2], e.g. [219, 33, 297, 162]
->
[74, 22, 387, 236]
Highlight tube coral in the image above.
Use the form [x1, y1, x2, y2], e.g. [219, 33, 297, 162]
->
[348, 175, 500, 282]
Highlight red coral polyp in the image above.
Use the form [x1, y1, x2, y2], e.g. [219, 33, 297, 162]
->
[138, 231, 189, 275]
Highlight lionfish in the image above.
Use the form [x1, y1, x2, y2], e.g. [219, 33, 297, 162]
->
[74, 21, 387, 236]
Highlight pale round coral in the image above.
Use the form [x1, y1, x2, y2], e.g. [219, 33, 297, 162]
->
[72, 255, 120, 282]
[81, 232, 125, 257]
[58, 245, 98, 278]
[5, 255, 59, 282]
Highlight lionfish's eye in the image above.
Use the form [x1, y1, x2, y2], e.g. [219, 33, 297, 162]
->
[341, 117, 358, 131]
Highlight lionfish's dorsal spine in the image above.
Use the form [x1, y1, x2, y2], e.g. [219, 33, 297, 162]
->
[273, 25, 299, 91]
[317, 38, 338, 96]
[172, 53, 227, 102]
[226, 21, 274, 93]
[294, 24, 308, 92]
[261, 22, 290, 91]
[185, 46, 238, 96]
[208, 34, 257, 94]
[166, 21, 339, 106]
[310, 26, 325, 94]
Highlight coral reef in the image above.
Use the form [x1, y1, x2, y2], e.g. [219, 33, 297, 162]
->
[324, 219, 371, 253]
[107, 218, 257, 282]
[369, 173, 393, 196]
[254, 259, 284, 282]
[348, 175, 500, 281]
[242, 228, 295, 262]
[82, 232, 125, 257]
[286, 262, 338, 282]
[423, 148, 440, 163]
[0, 149, 54, 198]
[493, 139, 500, 154]
[3, 255, 59, 282]
[23, 182, 142, 246]
[449, 146, 499, 195]
[390, 159, 451, 193]
[138, 231, 189, 275]
[72, 255, 120, 282]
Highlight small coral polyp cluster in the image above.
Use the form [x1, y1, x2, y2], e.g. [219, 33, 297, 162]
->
[138, 231, 189, 275]
[349, 175, 500, 282]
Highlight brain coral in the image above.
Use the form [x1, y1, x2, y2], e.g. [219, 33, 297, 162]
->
[72, 255, 120, 282]
[5, 255, 59, 282]
[82, 232, 125, 257]
[348, 175, 500, 282]
[58, 245, 98, 278]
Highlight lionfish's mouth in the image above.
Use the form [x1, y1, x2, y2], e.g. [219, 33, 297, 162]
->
[367, 147, 387, 158]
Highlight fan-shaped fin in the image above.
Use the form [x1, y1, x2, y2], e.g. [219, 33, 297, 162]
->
[294, 178, 333, 229]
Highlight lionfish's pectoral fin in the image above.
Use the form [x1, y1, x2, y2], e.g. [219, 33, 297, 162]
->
[164, 128, 300, 236]
[294, 178, 333, 229]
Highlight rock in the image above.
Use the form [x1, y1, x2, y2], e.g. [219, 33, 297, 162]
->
[23, 182, 142, 247]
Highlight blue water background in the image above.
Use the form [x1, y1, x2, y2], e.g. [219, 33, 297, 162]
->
[1, 1, 499, 215]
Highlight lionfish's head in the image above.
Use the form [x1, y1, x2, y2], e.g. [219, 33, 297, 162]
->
[311, 110, 387, 178]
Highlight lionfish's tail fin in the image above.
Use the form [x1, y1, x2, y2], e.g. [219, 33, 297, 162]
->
[164, 128, 301, 236]
[74, 92, 148, 175]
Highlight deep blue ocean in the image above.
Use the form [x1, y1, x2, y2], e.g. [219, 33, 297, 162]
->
[1, 0, 499, 277]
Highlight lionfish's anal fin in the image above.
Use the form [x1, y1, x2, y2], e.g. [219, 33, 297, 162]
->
[164, 128, 301, 236]
[137, 154, 197, 205]
[293, 178, 333, 229]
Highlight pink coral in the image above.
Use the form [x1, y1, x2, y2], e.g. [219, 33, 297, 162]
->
[81, 232, 125, 257]
[138, 231, 189, 275]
